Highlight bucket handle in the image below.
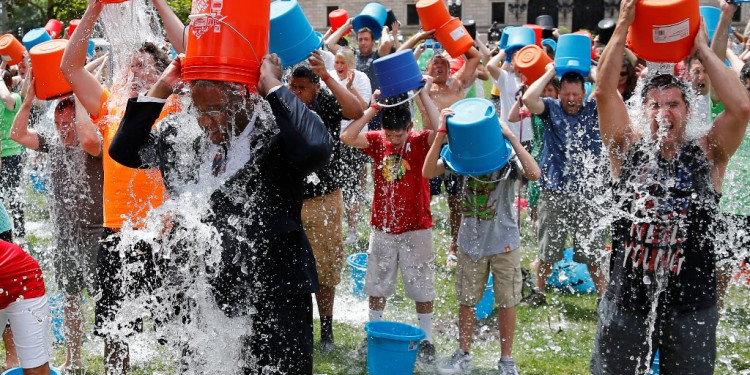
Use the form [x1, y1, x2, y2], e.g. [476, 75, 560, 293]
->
[376, 85, 425, 108]
[188, 13, 260, 64]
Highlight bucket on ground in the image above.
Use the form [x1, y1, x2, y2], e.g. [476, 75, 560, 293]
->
[514, 44, 553, 85]
[0, 34, 26, 66]
[555, 33, 592, 78]
[365, 321, 425, 375]
[353, 3, 387, 40]
[29, 39, 73, 100]
[373, 49, 424, 98]
[44, 19, 63, 39]
[475, 273, 495, 319]
[700, 6, 721, 42]
[1, 368, 60, 375]
[22, 28, 52, 51]
[546, 248, 595, 293]
[329, 8, 350, 36]
[416, 0, 452, 32]
[434, 17, 474, 58]
[628, 0, 700, 63]
[270, 0, 322, 67]
[442, 98, 513, 176]
[347, 252, 368, 299]
[183, 0, 270, 89]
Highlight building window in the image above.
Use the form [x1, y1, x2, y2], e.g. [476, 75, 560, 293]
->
[326, 6, 339, 27]
[407, 4, 420, 26]
[492, 2, 506, 24]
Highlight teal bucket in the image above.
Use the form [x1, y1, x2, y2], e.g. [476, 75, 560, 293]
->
[270, 0, 323, 67]
[700, 6, 720, 43]
[649, 350, 660, 375]
[499, 26, 515, 50]
[365, 321, 425, 375]
[347, 253, 368, 299]
[505, 26, 536, 61]
[2, 368, 60, 375]
[353, 3, 387, 41]
[22, 27, 52, 51]
[555, 34, 591, 78]
[475, 273, 495, 319]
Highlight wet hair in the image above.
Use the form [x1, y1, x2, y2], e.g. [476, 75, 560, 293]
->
[1, 71, 11, 88]
[741, 62, 750, 84]
[139, 42, 170, 74]
[640, 74, 690, 109]
[336, 48, 356, 69]
[357, 27, 375, 41]
[55, 96, 75, 115]
[380, 97, 411, 131]
[548, 77, 561, 90]
[427, 53, 450, 69]
[291, 65, 320, 85]
[560, 72, 585, 92]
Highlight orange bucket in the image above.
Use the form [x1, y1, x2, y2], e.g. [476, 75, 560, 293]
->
[329, 9, 350, 36]
[523, 24, 543, 47]
[0, 34, 27, 66]
[628, 0, 700, 63]
[513, 44, 553, 85]
[416, 0, 452, 32]
[29, 39, 73, 100]
[44, 19, 63, 39]
[435, 17, 474, 58]
[182, 0, 270, 88]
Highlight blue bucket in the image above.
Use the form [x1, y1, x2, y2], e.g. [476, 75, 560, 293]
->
[546, 248, 595, 293]
[649, 350, 660, 375]
[48, 294, 65, 343]
[505, 26, 536, 61]
[270, 0, 323, 67]
[700, 6, 720, 43]
[347, 253, 368, 299]
[542, 38, 557, 52]
[475, 273, 495, 319]
[22, 27, 52, 51]
[353, 3, 387, 41]
[498, 26, 515, 50]
[87, 39, 96, 58]
[442, 98, 513, 176]
[1, 368, 60, 375]
[555, 34, 591, 78]
[373, 50, 425, 98]
[365, 321, 425, 375]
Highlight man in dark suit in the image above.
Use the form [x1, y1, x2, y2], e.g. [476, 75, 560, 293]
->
[109, 53, 332, 375]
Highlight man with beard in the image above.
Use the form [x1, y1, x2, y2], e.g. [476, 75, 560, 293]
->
[523, 64, 608, 305]
[592, 0, 750, 373]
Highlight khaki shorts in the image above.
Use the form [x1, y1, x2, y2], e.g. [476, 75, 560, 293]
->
[302, 190, 344, 287]
[455, 249, 522, 308]
[537, 189, 606, 264]
[364, 229, 435, 302]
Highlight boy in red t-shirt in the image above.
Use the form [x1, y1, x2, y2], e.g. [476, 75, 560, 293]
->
[0, 240, 51, 375]
[340, 86, 440, 363]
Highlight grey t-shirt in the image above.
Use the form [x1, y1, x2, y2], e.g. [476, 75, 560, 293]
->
[356, 50, 380, 92]
[450, 154, 523, 260]
[39, 134, 104, 246]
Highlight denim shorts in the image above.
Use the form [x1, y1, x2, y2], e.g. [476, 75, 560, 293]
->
[591, 296, 719, 375]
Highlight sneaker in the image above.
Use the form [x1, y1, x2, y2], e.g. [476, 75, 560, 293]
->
[357, 337, 368, 357]
[417, 340, 436, 364]
[497, 357, 519, 375]
[345, 228, 358, 246]
[320, 337, 336, 354]
[437, 349, 473, 374]
[521, 288, 546, 307]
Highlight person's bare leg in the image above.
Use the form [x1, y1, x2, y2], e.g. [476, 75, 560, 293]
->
[316, 285, 336, 348]
[62, 295, 84, 370]
[458, 304, 475, 353]
[716, 266, 733, 310]
[21, 362, 50, 375]
[535, 261, 553, 292]
[3, 325, 19, 368]
[587, 264, 607, 298]
[369, 296, 386, 312]
[497, 307, 516, 358]
[104, 338, 129, 375]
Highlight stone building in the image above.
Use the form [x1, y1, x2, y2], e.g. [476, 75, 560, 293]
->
[299, 0, 749, 37]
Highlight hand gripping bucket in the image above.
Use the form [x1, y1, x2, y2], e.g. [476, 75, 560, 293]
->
[628, 0, 700, 63]
[700, 6, 721, 42]
[1, 368, 60, 375]
[373, 49, 425, 99]
[523, 24, 543, 47]
[555, 33, 592, 78]
[183, 0, 270, 89]
[505, 26, 536, 60]
[346, 252, 368, 299]
[435, 17, 474, 58]
[441, 98, 513, 176]
[29, 39, 73, 100]
[353, 3, 388, 41]
[270, 0, 323, 67]
[44, 19, 63, 39]
[513, 44, 553, 85]
[416, 0, 452, 32]
[365, 321, 425, 375]
[475, 273, 495, 319]
[22, 28, 52, 51]
[0, 34, 26, 66]
[329, 8, 350, 37]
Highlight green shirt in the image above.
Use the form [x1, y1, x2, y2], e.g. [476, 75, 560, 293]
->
[0, 93, 24, 157]
[0, 199, 11, 234]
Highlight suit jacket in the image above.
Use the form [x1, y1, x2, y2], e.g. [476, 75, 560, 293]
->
[110, 86, 332, 316]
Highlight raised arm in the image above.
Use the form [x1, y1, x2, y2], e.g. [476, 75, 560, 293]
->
[378, 26, 394, 57]
[151, 0, 188, 53]
[61, 0, 105, 117]
[454, 47, 481, 90]
[523, 64, 555, 115]
[709, 0, 737, 104]
[74, 97, 103, 157]
[422, 108, 451, 179]
[397, 29, 434, 53]
[341, 91, 379, 149]
[486, 49, 506, 82]
[9, 79, 40, 150]
[415, 76, 439, 145]
[593, 0, 637, 171]
[325, 18, 352, 54]
[309, 50, 363, 120]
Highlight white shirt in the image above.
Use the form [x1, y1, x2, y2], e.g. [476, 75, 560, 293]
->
[493, 69, 533, 142]
[325, 69, 371, 132]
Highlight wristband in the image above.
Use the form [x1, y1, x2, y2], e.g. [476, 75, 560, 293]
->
[321, 73, 332, 82]
[370, 103, 381, 111]
[436, 128, 448, 134]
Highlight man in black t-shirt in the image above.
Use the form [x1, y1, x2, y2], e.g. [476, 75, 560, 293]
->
[287, 53, 364, 353]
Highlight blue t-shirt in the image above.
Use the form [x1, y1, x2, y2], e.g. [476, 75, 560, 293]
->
[538, 97, 605, 193]
[0, 199, 11, 234]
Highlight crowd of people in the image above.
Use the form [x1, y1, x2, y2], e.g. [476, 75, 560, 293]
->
[1, 0, 749, 374]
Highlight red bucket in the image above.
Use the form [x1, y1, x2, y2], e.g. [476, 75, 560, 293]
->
[0, 34, 26, 66]
[329, 9, 350, 36]
[183, 0, 270, 88]
[29, 39, 73, 100]
[45, 19, 63, 39]
[67, 19, 81, 37]
[523, 24, 543, 47]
